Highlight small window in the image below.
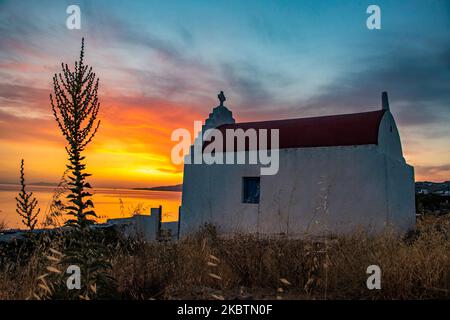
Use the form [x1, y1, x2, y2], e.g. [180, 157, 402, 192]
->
[242, 177, 260, 204]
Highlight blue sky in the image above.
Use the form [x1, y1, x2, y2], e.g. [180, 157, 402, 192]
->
[0, 0, 450, 184]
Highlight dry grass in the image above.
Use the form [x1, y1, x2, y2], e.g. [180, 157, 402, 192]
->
[0, 215, 449, 300]
[112, 215, 450, 299]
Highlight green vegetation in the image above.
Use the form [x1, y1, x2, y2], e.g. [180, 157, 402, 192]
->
[50, 37, 100, 229]
[416, 194, 450, 216]
[12, 37, 116, 299]
[15, 159, 40, 231]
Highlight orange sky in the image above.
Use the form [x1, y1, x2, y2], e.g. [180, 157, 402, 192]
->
[1, 1, 450, 187]
[1, 53, 450, 187]
[1, 85, 450, 188]
[0, 89, 205, 188]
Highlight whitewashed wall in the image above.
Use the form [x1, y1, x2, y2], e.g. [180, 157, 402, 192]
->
[180, 111, 415, 236]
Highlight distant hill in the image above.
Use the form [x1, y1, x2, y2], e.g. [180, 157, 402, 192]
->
[416, 181, 450, 195]
[133, 184, 182, 192]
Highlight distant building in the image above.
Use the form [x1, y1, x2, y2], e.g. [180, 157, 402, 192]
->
[180, 92, 416, 236]
[433, 190, 450, 196]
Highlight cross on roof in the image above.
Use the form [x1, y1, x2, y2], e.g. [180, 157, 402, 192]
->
[218, 91, 226, 106]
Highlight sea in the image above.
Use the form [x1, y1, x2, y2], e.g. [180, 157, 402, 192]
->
[0, 184, 181, 229]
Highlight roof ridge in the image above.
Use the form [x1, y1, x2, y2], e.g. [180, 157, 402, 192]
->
[220, 109, 385, 127]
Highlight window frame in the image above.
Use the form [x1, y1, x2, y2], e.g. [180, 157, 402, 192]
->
[242, 176, 260, 204]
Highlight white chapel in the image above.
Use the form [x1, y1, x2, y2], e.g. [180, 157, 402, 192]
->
[180, 92, 415, 236]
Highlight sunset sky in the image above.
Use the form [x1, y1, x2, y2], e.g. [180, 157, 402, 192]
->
[0, 0, 449, 188]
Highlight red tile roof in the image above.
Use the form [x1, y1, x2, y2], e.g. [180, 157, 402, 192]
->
[204, 110, 386, 151]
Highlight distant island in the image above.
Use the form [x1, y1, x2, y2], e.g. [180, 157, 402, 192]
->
[416, 181, 450, 195]
[133, 184, 182, 192]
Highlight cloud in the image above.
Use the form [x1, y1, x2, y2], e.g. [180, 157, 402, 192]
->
[416, 164, 450, 181]
[300, 38, 450, 126]
[0, 106, 50, 120]
[221, 62, 276, 107]
[0, 83, 49, 105]
[156, 167, 183, 174]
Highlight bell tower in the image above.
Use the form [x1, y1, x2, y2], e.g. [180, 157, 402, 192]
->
[382, 91, 390, 111]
